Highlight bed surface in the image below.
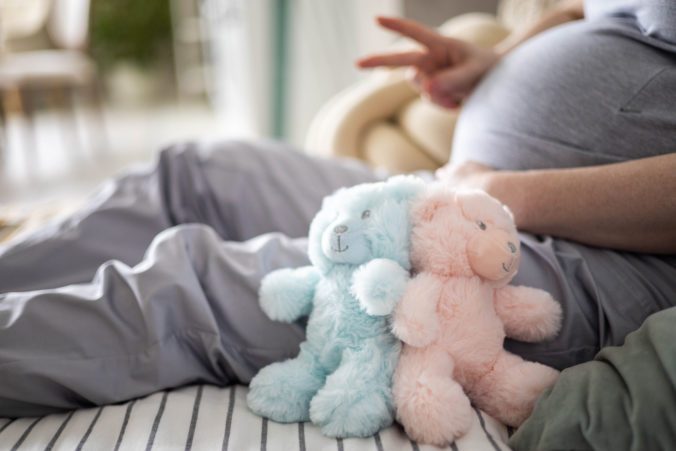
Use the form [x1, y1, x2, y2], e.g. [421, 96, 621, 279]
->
[0, 204, 510, 450]
[0, 385, 510, 450]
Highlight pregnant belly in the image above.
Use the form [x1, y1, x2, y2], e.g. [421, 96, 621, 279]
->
[451, 18, 676, 171]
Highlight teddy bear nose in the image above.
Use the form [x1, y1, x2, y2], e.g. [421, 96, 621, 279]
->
[334, 225, 348, 234]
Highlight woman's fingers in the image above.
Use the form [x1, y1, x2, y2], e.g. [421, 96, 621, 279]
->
[435, 161, 495, 189]
[356, 15, 493, 111]
[357, 17, 466, 74]
[375, 16, 446, 50]
[356, 51, 426, 69]
[402, 67, 464, 108]
[405, 67, 425, 91]
[426, 66, 475, 99]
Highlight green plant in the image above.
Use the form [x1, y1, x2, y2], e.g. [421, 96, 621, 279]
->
[89, 0, 173, 69]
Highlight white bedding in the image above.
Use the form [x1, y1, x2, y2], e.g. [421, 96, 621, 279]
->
[0, 385, 511, 450]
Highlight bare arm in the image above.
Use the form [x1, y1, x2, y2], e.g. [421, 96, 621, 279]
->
[441, 154, 676, 254]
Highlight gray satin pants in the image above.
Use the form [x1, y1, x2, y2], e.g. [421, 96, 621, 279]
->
[1, 140, 673, 417]
[0, 140, 379, 417]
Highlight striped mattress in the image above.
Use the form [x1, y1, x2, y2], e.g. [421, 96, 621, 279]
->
[0, 385, 511, 450]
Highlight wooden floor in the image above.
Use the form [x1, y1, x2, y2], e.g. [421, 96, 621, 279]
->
[0, 101, 230, 207]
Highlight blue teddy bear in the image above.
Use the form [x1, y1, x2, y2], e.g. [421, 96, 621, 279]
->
[247, 175, 424, 437]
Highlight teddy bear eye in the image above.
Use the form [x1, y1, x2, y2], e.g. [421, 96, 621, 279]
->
[476, 220, 487, 231]
[361, 210, 371, 219]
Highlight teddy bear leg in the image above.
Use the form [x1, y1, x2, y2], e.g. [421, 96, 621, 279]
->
[472, 350, 559, 427]
[247, 347, 326, 423]
[393, 345, 473, 446]
[309, 339, 399, 438]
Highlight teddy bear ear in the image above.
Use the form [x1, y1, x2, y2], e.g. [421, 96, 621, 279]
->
[384, 175, 425, 201]
[413, 185, 455, 222]
[417, 198, 445, 222]
[454, 189, 515, 228]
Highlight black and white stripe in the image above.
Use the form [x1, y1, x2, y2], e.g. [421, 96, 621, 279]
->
[260, 417, 268, 451]
[222, 385, 236, 451]
[76, 406, 104, 450]
[47, 410, 75, 450]
[114, 399, 137, 451]
[145, 390, 169, 450]
[0, 419, 14, 435]
[473, 407, 503, 451]
[185, 385, 203, 451]
[11, 417, 42, 450]
[0, 385, 509, 450]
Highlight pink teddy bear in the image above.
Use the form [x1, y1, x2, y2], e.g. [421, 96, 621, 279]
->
[392, 184, 562, 446]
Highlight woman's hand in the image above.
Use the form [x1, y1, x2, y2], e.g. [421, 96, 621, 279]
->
[356, 17, 500, 109]
[435, 161, 496, 192]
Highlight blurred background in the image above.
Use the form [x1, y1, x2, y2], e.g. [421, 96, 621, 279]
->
[0, 0, 504, 211]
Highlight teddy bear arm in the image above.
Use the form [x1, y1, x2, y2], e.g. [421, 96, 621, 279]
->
[494, 285, 563, 342]
[259, 266, 321, 322]
[392, 273, 443, 347]
[352, 258, 410, 316]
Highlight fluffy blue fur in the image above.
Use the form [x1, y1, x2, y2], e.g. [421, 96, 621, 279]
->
[352, 258, 410, 316]
[247, 175, 424, 438]
[259, 267, 320, 322]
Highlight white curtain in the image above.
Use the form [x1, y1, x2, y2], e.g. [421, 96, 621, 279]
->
[201, 0, 274, 138]
[202, 0, 402, 144]
[285, 0, 402, 145]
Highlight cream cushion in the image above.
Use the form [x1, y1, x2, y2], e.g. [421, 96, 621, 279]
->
[305, 13, 510, 173]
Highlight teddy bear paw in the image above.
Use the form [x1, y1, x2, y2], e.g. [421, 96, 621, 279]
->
[404, 411, 473, 447]
[248, 384, 312, 423]
[396, 379, 473, 446]
[259, 267, 317, 322]
[352, 259, 409, 316]
[391, 315, 439, 347]
[247, 361, 322, 423]
[309, 387, 394, 437]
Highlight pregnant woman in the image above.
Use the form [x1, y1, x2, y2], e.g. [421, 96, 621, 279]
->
[0, 2, 674, 438]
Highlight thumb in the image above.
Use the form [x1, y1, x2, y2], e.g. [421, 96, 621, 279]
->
[425, 64, 479, 100]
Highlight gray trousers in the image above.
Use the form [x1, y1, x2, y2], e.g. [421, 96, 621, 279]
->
[1, 140, 674, 417]
[0, 141, 379, 417]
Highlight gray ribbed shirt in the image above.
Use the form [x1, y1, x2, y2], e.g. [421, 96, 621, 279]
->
[451, 0, 676, 367]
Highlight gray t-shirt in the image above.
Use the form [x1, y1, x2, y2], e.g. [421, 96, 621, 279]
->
[586, 0, 676, 46]
[452, 12, 675, 170]
[450, 1, 676, 368]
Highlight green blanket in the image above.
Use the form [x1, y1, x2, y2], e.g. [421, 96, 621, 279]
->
[510, 306, 676, 451]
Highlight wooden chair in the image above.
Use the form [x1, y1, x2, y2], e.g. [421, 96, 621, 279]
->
[0, 0, 106, 167]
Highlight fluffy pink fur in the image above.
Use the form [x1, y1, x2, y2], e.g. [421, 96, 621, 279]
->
[392, 185, 562, 446]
